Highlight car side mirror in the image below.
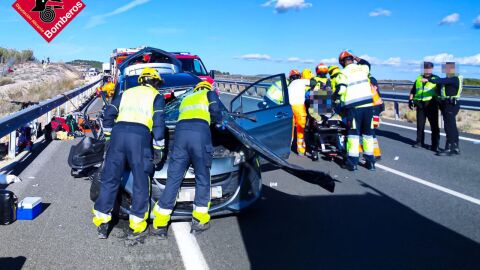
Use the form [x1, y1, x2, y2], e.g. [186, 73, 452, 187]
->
[209, 70, 216, 79]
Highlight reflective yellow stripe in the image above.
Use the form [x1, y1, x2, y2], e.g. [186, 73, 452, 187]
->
[178, 89, 211, 124]
[347, 135, 360, 157]
[116, 85, 158, 131]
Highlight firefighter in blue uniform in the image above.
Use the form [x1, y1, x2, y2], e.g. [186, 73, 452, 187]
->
[151, 81, 222, 238]
[92, 67, 166, 240]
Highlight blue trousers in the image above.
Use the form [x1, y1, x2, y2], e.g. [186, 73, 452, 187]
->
[159, 121, 213, 210]
[346, 107, 375, 166]
[94, 124, 154, 218]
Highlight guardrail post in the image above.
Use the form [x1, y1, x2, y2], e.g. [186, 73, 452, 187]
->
[8, 131, 16, 159]
[56, 106, 60, 116]
[47, 110, 52, 123]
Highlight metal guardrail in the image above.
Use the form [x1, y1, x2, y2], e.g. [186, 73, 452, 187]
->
[0, 78, 102, 158]
[216, 79, 480, 114]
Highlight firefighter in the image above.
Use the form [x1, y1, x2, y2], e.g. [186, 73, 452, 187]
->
[92, 67, 166, 240]
[370, 76, 384, 159]
[152, 81, 222, 238]
[409, 62, 441, 152]
[310, 63, 331, 91]
[426, 62, 463, 156]
[336, 50, 375, 171]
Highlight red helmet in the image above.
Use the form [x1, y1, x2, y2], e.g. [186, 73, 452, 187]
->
[338, 50, 354, 64]
[289, 69, 301, 78]
[315, 63, 328, 75]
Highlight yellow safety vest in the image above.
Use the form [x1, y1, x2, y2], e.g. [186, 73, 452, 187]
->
[117, 85, 159, 131]
[337, 64, 373, 108]
[414, 76, 437, 101]
[178, 89, 211, 124]
[312, 77, 329, 90]
[266, 80, 284, 104]
[440, 75, 463, 99]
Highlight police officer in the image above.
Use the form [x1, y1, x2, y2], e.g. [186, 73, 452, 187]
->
[152, 81, 222, 238]
[92, 67, 166, 240]
[408, 62, 441, 151]
[426, 62, 463, 156]
[336, 50, 375, 171]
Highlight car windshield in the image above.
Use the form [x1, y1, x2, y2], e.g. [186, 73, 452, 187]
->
[164, 88, 194, 123]
[179, 58, 208, 76]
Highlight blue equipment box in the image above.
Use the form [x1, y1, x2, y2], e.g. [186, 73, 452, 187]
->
[16, 197, 42, 220]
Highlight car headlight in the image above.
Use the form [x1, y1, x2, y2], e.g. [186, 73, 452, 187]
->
[233, 151, 245, 166]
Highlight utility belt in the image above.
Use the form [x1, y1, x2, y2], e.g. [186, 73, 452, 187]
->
[438, 97, 459, 106]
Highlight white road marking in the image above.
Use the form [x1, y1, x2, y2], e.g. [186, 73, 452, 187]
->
[172, 222, 210, 270]
[381, 121, 480, 143]
[376, 163, 480, 206]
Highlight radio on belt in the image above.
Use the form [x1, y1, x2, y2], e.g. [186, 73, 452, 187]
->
[17, 197, 43, 220]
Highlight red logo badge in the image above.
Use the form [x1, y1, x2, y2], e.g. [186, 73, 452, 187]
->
[13, 0, 85, 43]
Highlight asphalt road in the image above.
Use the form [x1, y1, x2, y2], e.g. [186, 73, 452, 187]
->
[1, 96, 480, 270]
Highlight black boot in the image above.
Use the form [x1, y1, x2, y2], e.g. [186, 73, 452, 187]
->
[452, 143, 460, 155]
[127, 227, 149, 241]
[151, 226, 168, 240]
[97, 223, 109, 239]
[412, 142, 423, 148]
[365, 162, 376, 171]
[342, 163, 357, 171]
[430, 144, 439, 153]
[190, 219, 210, 235]
[437, 143, 454, 156]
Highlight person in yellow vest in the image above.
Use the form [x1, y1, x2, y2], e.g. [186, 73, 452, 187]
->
[310, 63, 331, 92]
[263, 70, 300, 108]
[102, 82, 116, 99]
[369, 76, 384, 159]
[336, 50, 376, 171]
[408, 62, 441, 152]
[152, 81, 222, 238]
[92, 68, 166, 240]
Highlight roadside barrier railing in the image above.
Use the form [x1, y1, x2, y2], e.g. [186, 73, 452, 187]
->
[0, 77, 103, 159]
[216, 79, 480, 119]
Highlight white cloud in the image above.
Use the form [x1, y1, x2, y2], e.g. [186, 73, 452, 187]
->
[319, 58, 337, 65]
[86, 0, 150, 29]
[301, 59, 315, 64]
[439, 13, 460, 25]
[262, 0, 312, 13]
[473, 15, 480, 29]
[287, 57, 300, 62]
[424, 53, 480, 66]
[369, 8, 392, 17]
[237, 54, 271, 61]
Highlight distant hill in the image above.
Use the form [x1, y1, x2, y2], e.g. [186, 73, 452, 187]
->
[67, 60, 103, 70]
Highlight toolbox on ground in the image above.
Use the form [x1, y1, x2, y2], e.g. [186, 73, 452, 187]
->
[16, 197, 42, 220]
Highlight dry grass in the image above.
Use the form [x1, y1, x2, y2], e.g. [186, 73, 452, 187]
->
[0, 77, 14, 86]
[382, 101, 480, 135]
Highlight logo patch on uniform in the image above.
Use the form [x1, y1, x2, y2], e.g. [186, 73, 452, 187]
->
[13, 0, 85, 42]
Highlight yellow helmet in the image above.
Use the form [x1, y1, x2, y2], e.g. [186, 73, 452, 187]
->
[328, 65, 340, 77]
[194, 81, 213, 92]
[138, 67, 163, 85]
[301, 69, 313, 79]
[103, 82, 115, 97]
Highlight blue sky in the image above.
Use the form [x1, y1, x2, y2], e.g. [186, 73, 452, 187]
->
[1, 0, 479, 79]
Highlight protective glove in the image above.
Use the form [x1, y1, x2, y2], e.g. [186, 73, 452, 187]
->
[153, 146, 164, 165]
[408, 100, 415, 110]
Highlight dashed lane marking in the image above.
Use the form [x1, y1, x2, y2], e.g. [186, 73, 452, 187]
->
[376, 163, 480, 206]
[172, 222, 210, 270]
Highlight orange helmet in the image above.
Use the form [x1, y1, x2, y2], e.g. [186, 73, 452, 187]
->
[315, 63, 329, 75]
[338, 50, 354, 65]
[288, 69, 301, 79]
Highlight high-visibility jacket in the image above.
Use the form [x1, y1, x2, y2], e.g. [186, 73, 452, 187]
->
[414, 76, 438, 101]
[117, 85, 159, 131]
[266, 80, 284, 104]
[440, 75, 463, 99]
[178, 89, 211, 124]
[311, 77, 329, 90]
[371, 83, 383, 106]
[337, 63, 373, 108]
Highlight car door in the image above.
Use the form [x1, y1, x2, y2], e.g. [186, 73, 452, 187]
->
[229, 74, 292, 159]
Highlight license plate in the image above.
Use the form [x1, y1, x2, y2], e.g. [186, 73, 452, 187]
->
[177, 186, 223, 202]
